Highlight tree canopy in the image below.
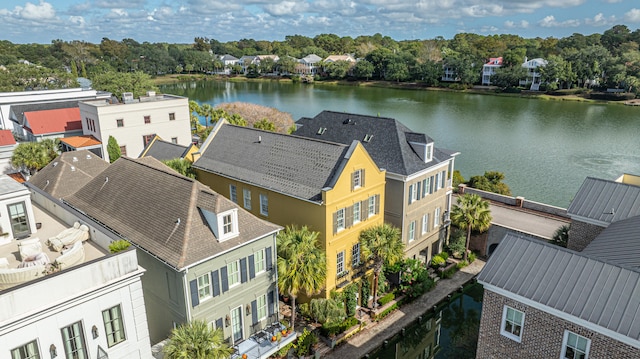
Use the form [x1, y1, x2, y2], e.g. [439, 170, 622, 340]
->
[11, 139, 59, 175]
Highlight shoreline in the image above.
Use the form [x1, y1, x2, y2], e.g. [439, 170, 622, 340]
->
[153, 74, 635, 106]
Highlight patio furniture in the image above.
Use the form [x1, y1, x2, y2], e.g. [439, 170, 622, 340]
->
[18, 238, 43, 261]
[46, 222, 90, 252]
[18, 252, 50, 268]
[0, 265, 44, 290]
[54, 241, 85, 269]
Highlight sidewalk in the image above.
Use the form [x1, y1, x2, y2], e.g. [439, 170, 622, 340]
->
[321, 259, 485, 359]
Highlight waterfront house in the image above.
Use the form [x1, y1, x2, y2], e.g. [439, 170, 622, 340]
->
[519, 57, 547, 91]
[138, 134, 199, 162]
[239, 56, 258, 74]
[481, 57, 503, 86]
[297, 54, 323, 75]
[441, 65, 459, 82]
[78, 91, 192, 162]
[220, 54, 240, 74]
[193, 120, 386, 298]
[0, 130, 16, 174]
[294, 111, 458, 263]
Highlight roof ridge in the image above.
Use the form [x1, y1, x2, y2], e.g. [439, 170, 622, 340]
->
[176, 180, 200, 268]
[226, 123, 349, 148]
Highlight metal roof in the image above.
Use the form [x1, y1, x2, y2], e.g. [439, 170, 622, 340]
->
[567, 177, 640, 224]
[478, 233, 640, 343]
[582, 215, 640, 269]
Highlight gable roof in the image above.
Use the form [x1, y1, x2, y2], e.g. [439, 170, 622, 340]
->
[294, 111, 458, 176]
[59, 135, 102, 149]
[300, 54, 322, 64]
[484, 57, 503, 66]
[567, 177, 640, 225]
[479, 233, 640, 346]
[24, 108, 82, 135]
[29, 150, 109, 199]
[10, 100, 80, 126]
[193, 121, 352, 202]
[581, 215, 640, 269]
[64, 156, 280, 269]
[324, 55, 356, 63]
[0, 130, 16, 146]
[139, 135, 191, 161]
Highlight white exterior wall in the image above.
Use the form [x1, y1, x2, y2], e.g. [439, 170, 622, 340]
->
[0, 144, 16, 174]
[0, 177, 37, 245]
[79, 95, 191, 162]
[0, 249, 151, 359]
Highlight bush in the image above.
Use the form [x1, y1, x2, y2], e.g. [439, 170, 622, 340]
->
[431, 255, 445, 267]
[320, 317, 359, 337]
[447, 229, 466, 258]
[375, 303, 399, 321]
[360, 278, 371, 307]
[301, 298, 344, 324]
[456, 260, 469, 269]
[400, 261, 436, 300]
[468, 252, 477, 263]
[295, 329, 317, 356]
[378, 292, 396, 306]
[109, 239, 131, 253]
[440, 266, 457, 279]
[344, 284, 357, 317]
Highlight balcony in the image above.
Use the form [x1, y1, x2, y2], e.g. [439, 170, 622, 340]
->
[232, 322, 297, 359]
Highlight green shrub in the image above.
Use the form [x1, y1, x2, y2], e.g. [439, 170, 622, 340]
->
[344, 284, 358, 317]
[277, 342, 294, 357]
[360, 278, 371, 307]
[109, 239, 131, 253]
[377, 272, 389, 295]
[303, 298, 344, 324]
[295, 329, 317, 356]
[320, 316, 359, 337]
[378, 292, 396, 306]
[431, 255, 445, 267]
[468, 252, 477, 263]
[375, 303, 399, 321]
[439, 266, 457, 279]
[456, 260, 469, 269]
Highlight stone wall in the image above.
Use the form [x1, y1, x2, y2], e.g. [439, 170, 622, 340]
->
[477, 290, 640, 359]
[566, 220, 605, 252]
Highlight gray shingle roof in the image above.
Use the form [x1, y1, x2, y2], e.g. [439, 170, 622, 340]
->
[478, 233, 640, 343]
[29, 150, 109, 199]
[567, 177, 640, 224]
[64, 156, 280, 269]
[139, 137, 190, 161]
[193, 123, 351, 202]
[581, 215, 640, 269]
[294, 111, 457, 176]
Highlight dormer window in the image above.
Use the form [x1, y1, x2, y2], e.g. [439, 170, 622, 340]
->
[425, 143, 433, 162]
[317, 127, 327, 135]
[200, 207, 239, 242]
[363, 134, 374, 143]
[223, 214, 233, 234]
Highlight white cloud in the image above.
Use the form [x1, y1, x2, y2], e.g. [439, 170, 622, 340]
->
[584, 12, 616, 26]
[18, 1, 56, 20]
[625, 8, 640, 22]
[538, 15, 580, 28]
[461, 4, 504, 17]
[264, 1, 305, 16]
[504, 19, 529, 29]
[69, 16, 85, 26]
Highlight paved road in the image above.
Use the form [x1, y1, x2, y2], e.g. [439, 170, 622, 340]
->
[488, 202, 569, 239]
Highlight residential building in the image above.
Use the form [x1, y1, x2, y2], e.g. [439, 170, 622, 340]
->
[294, 111, 458, 262]
[59, 135, 104, 157]
[519, 57, 548, 91]
[78, 91, 191, 162]
[58, 156, 284, 352]
[239, 56, 257, 74]
[0, 130, 16, 174]
[481, 57, 503, 86]
[220, 54, 239, 74]
[296, 54, 323, 75]
[138, 134, 199, 162]
[22, 107, 83, 141]
[193, 120, 386, 298]
[441, 65, 459, 82]
[323, 54, 356, 64]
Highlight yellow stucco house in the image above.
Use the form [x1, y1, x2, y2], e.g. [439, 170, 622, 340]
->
[193, 120, 386, 297]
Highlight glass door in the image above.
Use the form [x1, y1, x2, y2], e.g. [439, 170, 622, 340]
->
[8, 202, 29, 238]
[231, 306, 243, 343]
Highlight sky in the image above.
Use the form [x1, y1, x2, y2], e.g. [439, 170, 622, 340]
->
[1, 0, 640, 44]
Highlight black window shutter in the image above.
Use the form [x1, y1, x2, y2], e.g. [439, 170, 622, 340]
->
[240, 258, 248, 283]
[268, 290, 275, 316]
[189, 279, 199, 307]
[221, 266, 229, 292]
[215, 318, 223, 329]
[252, 300, 258, 324]
[249, 254, 256, 279]
[212, 270, 220, 297]
[266, 246, 273, 271]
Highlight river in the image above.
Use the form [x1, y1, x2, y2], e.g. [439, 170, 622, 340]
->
[160, 80, 640, 208]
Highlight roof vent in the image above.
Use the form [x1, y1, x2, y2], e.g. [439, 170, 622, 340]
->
[363, 134, 374, 143]
[343, 118, 353, 125]
[86, 154, 91, 159]
[317, 127, 326, 135]
[53, 162, 58, 167]
[72, 156, 78, 162]
[258, 135, 262, 143]
[70, 166, 76, 172]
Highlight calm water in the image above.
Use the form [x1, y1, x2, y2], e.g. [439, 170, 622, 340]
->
[160, 80, 640, 207]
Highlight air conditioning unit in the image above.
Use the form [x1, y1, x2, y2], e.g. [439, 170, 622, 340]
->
[122, 92, 134, 103]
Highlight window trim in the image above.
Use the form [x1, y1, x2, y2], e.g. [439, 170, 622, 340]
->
[351, 243, 360, 268]
[197, 273, 212, 301]
[10, 339, 40, 359]
[229, 184, 237, 203]
[434, 207, 441, 227]
[259, 194, 268, 216]
[561, 330, 590, 359]
[60, 321, 88, 359]
[368, 196, 376, 218]
[243, 188, 252, 210]
[337, 250, 345, 275]
[422, 214, 429, 234]
[102, 304, 127, 347]
[336, 208, 345, 232]
[500, 306, 524, 342]
[217, 209, 239, 241]
[254, 249, 266, 274]
[116, 119, 124, 128]
[227, 260, 240, 288]
[257, 294, 267, 321]
[144, 115, 151, 124]
[353, 202, 361, 224]
[169, 112, 176, 121]
[352, 169, 363, 190]
[408, 221, 416, 242]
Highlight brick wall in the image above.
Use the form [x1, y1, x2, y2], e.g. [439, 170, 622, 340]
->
[477, 290, 640, 359]
[567, 220, 605, 251]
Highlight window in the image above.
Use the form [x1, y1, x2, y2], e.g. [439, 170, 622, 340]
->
[408, 184, 417, 204]
[422, 178, 428, 198]
[352, 243, 360, 267]
[501, 306, 524, 342]
[223, 214, 233, 234]
[61, 321, 88, 359]
[11, 340, 40, 359]
[227, 261, 240, 287]
[116, 119, 124, 127]
[257, 294, 267, 320]
[171, 137, 178, 144]
[353, 202, 361, 223]
[562, 331, 590, 359]
[103, 305, 126, 347]
[426, 143, 433, 161]
[143, 134, 155, 146]
[368, 196, 376, 217]
[169, 112, 176, 121]
[119, 145, 127, 156]
[229, 184, 237, 203]
[260, 194, 268, 216]
[441, 170, 447, 188]
[422, 214, 429, 234]
[243, 189, 252, 210]
[336, 208, 345, 232]
[254, 249, 265, 273]
[434, 208, 441, 227]
[144, 115, 151, 124]
[408, 221, 416, 242]
[337, 251, 345, 274]
[352, 169, 364, 190]
[435, 173, 441, 191]
[197, 273, 211, 300]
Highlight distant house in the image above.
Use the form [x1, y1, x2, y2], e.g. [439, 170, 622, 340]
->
[520, 57, 548, 91]
[219, 54, 239, 74]
[324, 54, 356, 64]
[441, 65, 459, 82]
[238, 56, 257, 74]
[0, 130, 16, 174]
[138, 134, 199, 162]
[59, 135, 103, 158]
[482, 57, 503, 86]
[294, 111, 458, 262]
[22, 107, 83, 141]
[296, 54, 323, 75]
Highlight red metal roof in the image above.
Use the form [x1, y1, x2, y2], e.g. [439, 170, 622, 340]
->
[0, 130, 16, 146]
[24, 108, 81, 135]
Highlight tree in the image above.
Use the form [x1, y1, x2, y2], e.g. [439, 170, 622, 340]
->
[163, 158, 196, 179]
[277, 226, 326, 331]
[490, 66, 527, 89]
[354, 60, 374, 80]
[467, 171, 512, 196]
[11, 140, 59, 175]
[359, 223, 404, 307]
[253, 118, 276, 132]
[106, 136, 121, 163]
[550, 224, 570, 247]
[90, 71, 156, 99]
[163, 320, 233, 359]
[450, 194, 492, 261]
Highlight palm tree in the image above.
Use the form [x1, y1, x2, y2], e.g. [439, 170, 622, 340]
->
[11, 140, 59, 175]
[163, 320, 232, 359]
[359, 223, 404, 308]
[450, 194, 492, 261]
[277, 225, 326, 331]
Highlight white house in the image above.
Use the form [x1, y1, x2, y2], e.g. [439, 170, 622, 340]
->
[520, 57, 548, 91]
[0, 130, 16, 174]
[482, 57, 503, 86]
[297, 54, 323, 75]
[78, 91, 191, 162]
[0, 175, 37, 244]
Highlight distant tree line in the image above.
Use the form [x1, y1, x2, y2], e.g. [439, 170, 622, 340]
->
[1, 25, 640, 93]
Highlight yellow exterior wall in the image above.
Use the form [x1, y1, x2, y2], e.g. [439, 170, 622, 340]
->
[195, 142, 385, 298]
